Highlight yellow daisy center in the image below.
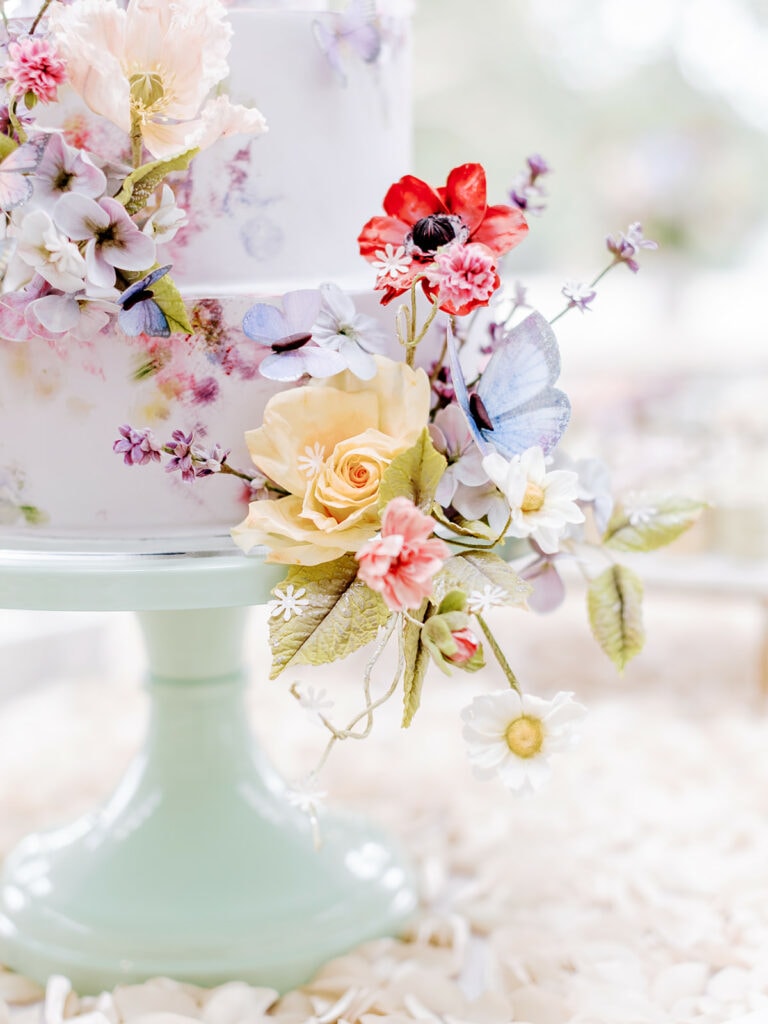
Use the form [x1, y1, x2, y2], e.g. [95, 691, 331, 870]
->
[521, 481, 545, 513]
[504, 714, 544, 758]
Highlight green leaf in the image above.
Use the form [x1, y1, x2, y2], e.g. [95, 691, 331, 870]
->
[150, 272, 193, 335]
[269, 555, 391, 679]
[19, 504, 48, 525]
[379, 427, 447, 513]
[604, 496, 706, 553]
[587, 564, 645, 672]
[0, 134, 17, 160]
[402, 600, 432, 728]
[434, 551, 531, 607]
[115, 148, 198, 216]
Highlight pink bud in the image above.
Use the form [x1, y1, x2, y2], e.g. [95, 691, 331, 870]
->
[447, 627, 480, 665]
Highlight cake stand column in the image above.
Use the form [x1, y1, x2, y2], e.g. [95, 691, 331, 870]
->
[0, 597, 417, 994]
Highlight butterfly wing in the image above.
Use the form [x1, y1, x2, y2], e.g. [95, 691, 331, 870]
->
[312, 16, 347, 85]
[119, 297, 170, 338]
[0, 137, 49, 211]
[476, 311, 570, 458]
[282, 288, 322, 335]
[242, 302, 288, 345]
[339, 0, 381, 62]
[259, 347, 345, 382]
[446, 324, 491, 454]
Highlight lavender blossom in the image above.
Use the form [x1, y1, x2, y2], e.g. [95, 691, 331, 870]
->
[113, 425, 162, 466]
[606, 222, 658, 273]
[190, 441, 231, 477]
[509, 153, 551, 216]
[561, 281, 597, 313]
[165, 429, 197, 482]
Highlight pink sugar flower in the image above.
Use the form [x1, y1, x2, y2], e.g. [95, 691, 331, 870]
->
[356, 496, 449, 612]
[446, 626, 480, 665]
[3, 36, 67, 104]
[426, 241, 500, 316]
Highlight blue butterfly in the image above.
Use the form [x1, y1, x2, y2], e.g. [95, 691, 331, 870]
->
[447, 310, 571, 459]
[118, 266, 172, 338]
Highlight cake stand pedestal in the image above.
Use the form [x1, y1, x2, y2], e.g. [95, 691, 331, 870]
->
[0, 541, 418, 994]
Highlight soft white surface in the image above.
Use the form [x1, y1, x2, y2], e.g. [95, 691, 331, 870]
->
[1, 588, 767, 1022]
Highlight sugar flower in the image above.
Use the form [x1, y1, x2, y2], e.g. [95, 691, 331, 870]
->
[561, 280, 597, 313]
[483, 446, 584, 554]
[461, 690, 586, 794]
[355, 496, 449, 611]
[429, 404, 488, 509]
[425, 240, 500, 316]
[142, 185, 188, 243]
[232, 357, 431, 565]
[32, 133, 107, 212]
[113, 424, 162, 466]
[2, 35, 67, 104]
[54, 193, 156, 288]
[606, 221, 658, 273]
[359, 163, 528, 304]
[312, 282, 388, 381]
[48, 0, 267, 159]
[12, 209, 87, 292]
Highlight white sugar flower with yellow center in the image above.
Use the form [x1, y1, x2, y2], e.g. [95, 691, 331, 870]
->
[461, 690, 586, 794]
[483, 445, 584, 554]
[49, 0, 267, 159]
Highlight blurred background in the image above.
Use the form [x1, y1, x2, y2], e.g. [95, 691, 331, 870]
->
[413, 0, 768, 557]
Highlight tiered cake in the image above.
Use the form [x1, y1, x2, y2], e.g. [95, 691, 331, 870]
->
[0, 0, 411, 544]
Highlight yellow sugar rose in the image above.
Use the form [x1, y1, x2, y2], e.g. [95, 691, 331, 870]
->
[232, 356, 431, 565]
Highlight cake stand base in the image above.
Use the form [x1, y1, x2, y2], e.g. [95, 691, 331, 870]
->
[0, 602, 417, 994]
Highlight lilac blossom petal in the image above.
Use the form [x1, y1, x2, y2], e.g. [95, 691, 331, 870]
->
[521, 559, 566, 613]
[29, 293, 81, 333]
[34, 133, 107, 210]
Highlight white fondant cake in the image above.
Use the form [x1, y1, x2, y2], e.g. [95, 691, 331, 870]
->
[0, 0, 411, 545]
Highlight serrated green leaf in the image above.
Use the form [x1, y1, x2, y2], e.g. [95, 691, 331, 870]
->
[432, 504, 495, 540]
[150, 273, 193, 335]
[115, 148, 198, 216]
[269, 555, 391, 678]
[604, 496, 706, 553]
[587, 564, 645, 672]
[379, 427, 447, 513]
[402, 600, 432, 728]
[434, 551, 531, 607]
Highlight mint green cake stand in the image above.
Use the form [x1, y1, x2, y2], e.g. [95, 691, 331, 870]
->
[0, 539, 418, 994]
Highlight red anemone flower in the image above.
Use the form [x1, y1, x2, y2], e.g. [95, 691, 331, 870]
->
[358, 162, 528, 308]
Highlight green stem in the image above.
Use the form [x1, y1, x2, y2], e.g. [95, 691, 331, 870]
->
[476, 613, 521, 693]
[29, 0, 54, 35]
[7, 100, 27, 144]
[130, 112, 143, 169]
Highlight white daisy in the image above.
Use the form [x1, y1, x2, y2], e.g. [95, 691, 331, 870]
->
[371, 242, 412, 278]
[285, 774, 327, 815]
[268, 584, 310, 622]
[461, 690, 586, 795]
[622, 490, 660, 527]
[483, 446, 584, 554]
[293, 684, 334, 720]
[297, 442, 326, 478]
[466, 583, 510, 615]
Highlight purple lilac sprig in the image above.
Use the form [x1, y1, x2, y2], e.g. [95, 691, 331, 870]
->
[549, 221, 658, 326]
[509, 154, 551, 217]
[112, 424, 259, 487]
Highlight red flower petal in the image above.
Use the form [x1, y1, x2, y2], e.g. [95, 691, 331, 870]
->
[383, 174, 446, 225]
[440, 163, 488, 234]
[472, 204, 529, 256]
[358, 215, 410, 259]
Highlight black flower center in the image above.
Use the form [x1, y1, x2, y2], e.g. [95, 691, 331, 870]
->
[272, 331, 312, 353]
[411, 213, 457, 254]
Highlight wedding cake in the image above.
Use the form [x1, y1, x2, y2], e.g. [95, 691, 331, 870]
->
[0, 0, 411, 545]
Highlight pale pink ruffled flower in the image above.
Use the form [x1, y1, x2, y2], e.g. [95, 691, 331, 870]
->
[356, 496, 449, 611]
[2, 36, 67, 103]
[426, 241, 500, 316]
[48, 0, 267, 159]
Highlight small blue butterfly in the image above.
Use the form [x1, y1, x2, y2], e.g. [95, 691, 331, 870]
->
[242, 289, 346, 381]
[447, 310, 571, 459]
[118, 266, 172, 338]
